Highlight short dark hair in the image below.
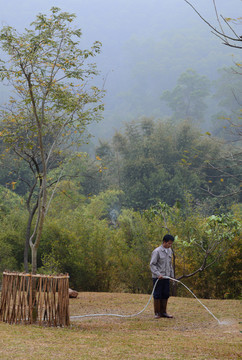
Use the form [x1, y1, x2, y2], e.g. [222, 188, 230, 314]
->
[163, 234, 174, 243]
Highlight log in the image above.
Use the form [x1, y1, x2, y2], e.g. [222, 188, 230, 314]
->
[69, 288, 78, 298]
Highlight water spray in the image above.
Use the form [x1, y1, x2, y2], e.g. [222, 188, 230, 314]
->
[70, 277, 221, 324]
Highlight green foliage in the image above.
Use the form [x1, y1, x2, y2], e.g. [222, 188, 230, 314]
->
[0, 185, 24, 217]
[0, 151, 33, 196]
[0, 207, 27, 279]
[0, 7, 104, 161]
[0, 182, 240, 298]
[82, 189, 123, 221]
[98, 117, 237, 211]
[37, 189, 123, 290]
[161, 69, 210, 122]
[214, 67, 242, 113]
[211, 66, 242, 142]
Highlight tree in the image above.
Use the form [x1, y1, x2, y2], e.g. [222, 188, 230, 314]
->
[161, 69, 210, 122]
[184, 1, 242, 200]
[144, 200, 240, 297]
[39, 189, 123, 291]
[211, 66, 242, 141]
[0, 8, 104, 273]
[102, 117, 237, 212]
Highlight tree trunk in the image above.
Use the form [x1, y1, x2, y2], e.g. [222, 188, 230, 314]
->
[24, 233, 30, 272]
[171, 249, 177, 296]
[24, 216, 32, 272]
[31, 245, 38, 274]
[24, 189, 39, 272]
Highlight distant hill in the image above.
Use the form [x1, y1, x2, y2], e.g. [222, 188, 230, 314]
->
[0, 0, 241, 140]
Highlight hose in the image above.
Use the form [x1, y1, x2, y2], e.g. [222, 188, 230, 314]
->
[71, 278, 159, 319]
[165, 276, 221, 324]
[70, 277, 221, 324]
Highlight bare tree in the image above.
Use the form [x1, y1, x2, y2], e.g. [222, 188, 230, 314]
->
[184, 0, 242, 50]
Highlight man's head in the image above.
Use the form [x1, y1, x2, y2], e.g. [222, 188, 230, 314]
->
[162, 234, 174, 248]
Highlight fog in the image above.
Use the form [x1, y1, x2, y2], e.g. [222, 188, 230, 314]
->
[0, 0, 241, 141]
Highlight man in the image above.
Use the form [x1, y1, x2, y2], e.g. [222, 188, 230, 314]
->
[150, 234, 174, 319]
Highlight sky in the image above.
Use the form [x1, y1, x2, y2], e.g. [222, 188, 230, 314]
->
[0, 0, 241, 140]
[1, 0, 240, 35]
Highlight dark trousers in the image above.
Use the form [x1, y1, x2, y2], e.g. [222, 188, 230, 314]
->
[153, 278, 170, 300]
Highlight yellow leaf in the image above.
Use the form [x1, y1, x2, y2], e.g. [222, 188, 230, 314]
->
[11, 181, 17, 190]
[96, 156, 102, 161]
[220, 178, 224, 182]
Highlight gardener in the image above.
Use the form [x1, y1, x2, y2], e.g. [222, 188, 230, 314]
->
[150, 234, 175, 319]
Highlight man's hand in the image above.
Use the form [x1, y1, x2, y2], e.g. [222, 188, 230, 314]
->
[158, 275, 163, 279]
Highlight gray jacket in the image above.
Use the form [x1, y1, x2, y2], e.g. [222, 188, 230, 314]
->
[150, 245, 174, 279]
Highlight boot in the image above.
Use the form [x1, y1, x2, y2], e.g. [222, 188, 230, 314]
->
[153, 299, 161, 319]
[160, 299, 173, 318]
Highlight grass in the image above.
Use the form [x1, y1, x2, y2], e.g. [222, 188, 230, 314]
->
[0, 292, 241, 360]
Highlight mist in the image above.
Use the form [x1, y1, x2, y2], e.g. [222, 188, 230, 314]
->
[0, 0, 241, 141]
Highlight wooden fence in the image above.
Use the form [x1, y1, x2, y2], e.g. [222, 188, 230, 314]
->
[0, 271, 70, 326]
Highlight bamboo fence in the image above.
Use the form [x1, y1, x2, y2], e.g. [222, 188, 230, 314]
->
[0, 271, 70, 326]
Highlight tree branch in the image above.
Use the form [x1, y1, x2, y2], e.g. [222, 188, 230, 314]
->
[184, 0, 242, 48]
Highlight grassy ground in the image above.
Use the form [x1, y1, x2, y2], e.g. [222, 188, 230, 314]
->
[0, 292, 241, 360]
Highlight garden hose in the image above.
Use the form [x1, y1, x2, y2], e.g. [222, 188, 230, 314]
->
[70, 277, 221, 323]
